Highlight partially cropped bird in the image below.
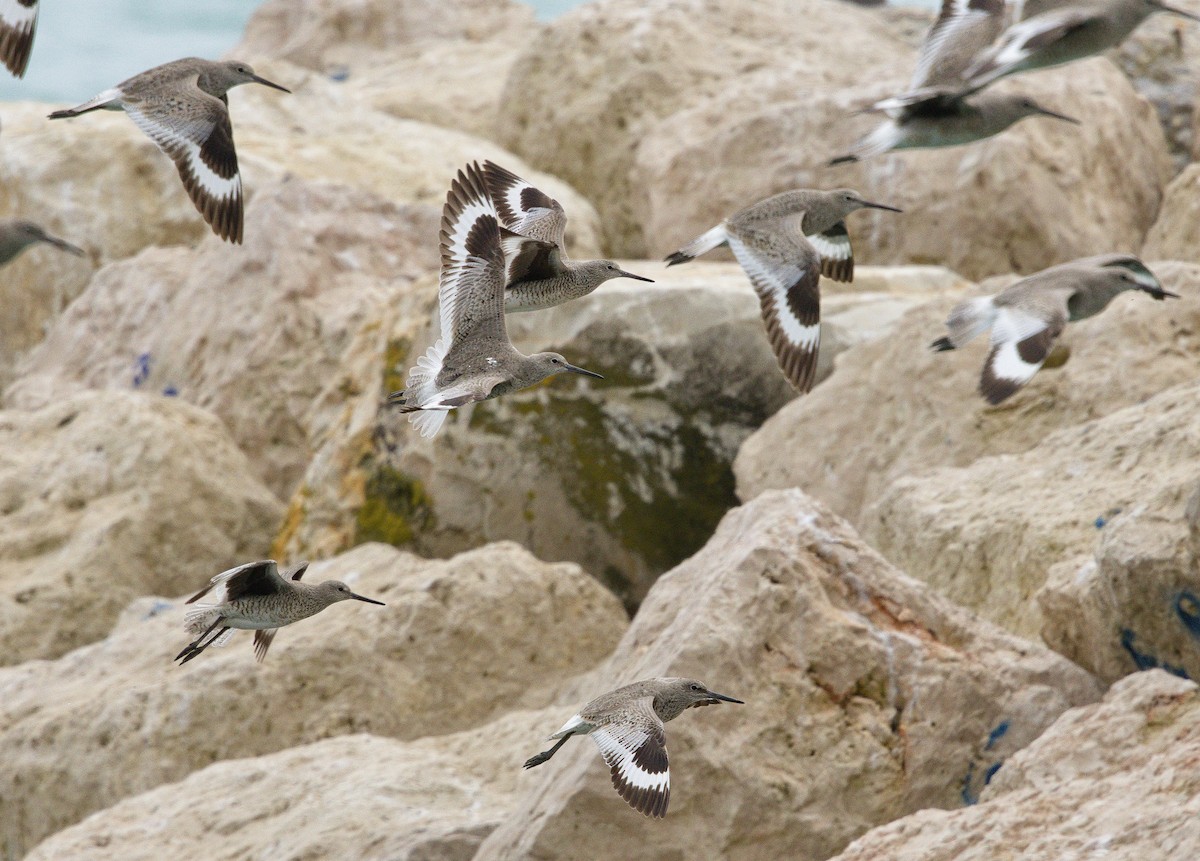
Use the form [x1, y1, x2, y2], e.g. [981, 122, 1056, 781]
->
[831, 0, 1077, 163]
[480, 160, 653, 311]
[523, 678, 743, 818]
[0, 219, 84, 266]
[175, 560, 385, 664]
[389, 162, 603, 438]
[0, 0, 37, 78]
[664, 188, 901, 392]
[931, 254, 1177, 404]
[964, 0, 1200, 89]
[48, 58, 290, 243]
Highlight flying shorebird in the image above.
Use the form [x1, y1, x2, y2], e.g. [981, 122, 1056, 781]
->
[479, 160, 653, 311]
[523, 678, 744, 819]
[931, 254, 1177, 404]
[663, 188, 901, 392]
[388, 162, 604, 439]
[175, 559, 385, 665]
[963, 0, 1200, 89]
[0, 219, 84, 265]
[0, 0, 37, 78]
[48, 57, 291, 244]
[831, 0, 1077, 163]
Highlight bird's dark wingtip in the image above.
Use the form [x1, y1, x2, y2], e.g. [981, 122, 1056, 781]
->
[663, 252, 691, 267]
[930, 337, 956, 352]
[829, 154, 858, 166]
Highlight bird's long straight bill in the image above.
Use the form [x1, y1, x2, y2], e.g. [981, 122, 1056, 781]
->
[350, 592, 386, 605]
[862, 200, 903, 213]
[618, 269, 655, 282]
[706, 690, 745, 704]
[252, 74, 291, 93]
[565, 363, 604, 379]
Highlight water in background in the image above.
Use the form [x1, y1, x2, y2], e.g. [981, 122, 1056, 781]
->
[0, 0, 934, 104]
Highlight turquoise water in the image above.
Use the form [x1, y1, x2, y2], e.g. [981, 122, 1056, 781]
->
[0, 0, 588, 103]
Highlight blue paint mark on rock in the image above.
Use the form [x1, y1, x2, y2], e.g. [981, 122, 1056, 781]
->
[984, 720, 1009, 751]
[132, 352, 151, 388]
[984, 762, 1002, 785]
[162, 385, 179, 397]
[1094, 516, 1107, 529]
[960, 762, 978, 805]
[141, 599, 173, 620]
[1120, 629, 1190, 679]
[1175, 592, 1200, 641]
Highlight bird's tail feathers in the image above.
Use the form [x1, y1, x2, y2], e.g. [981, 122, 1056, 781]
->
[183, 605, 220, 638]
[664, 224, 728, 266]
[830, 121, 904, 166]
[47, 88, 121, 119]
[939, 295, 996, 349]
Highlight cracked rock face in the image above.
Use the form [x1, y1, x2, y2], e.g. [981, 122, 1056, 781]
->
[476, 489, 1101, 860]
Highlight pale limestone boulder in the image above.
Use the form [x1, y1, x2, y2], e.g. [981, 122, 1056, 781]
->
[1116, 13, 1200, 169]
[1037, 467, 1200, 683]
[476, 489, 1101, 860]
[234, 0, 537, 139]
[23, 712, 557, 861]
[865, 381, 1200, 659]
[494, 0, 913, 255]
[0, 541, 625, 857]
[4, 178, 439, 500]
[0, 102, 208, 387]
[736, 262, 1200, 527]
[0, 391, 281, 666]
[285, 262, 957, 610]
[235, 0, 533, 71]
[635, 58, 1172, 282]
[1142, 163, 1200, 261]
[230, 65, 603, 256]
[829, 671, 1200, 861]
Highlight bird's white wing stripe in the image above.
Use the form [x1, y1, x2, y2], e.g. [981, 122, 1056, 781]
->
[125, 107, 241, 204]
[440, 200, 495, 340]
[988, 338, 1042, 385]
[990, 305, 1047, 346]
[590, 726, 669, 794]
[729, 238, 820, 352]
[0, 0, 37, 30]
[807, 232, 851, 262]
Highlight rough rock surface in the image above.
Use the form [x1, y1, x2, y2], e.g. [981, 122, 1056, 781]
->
[0, 391, 282, 667]
[235, 0, 537, 139]
[1142, 163, 1200, 262]
[23, 713, 556, 861]
[230, 67, 603, 257]
[0, 541, 625, 857]
[636, 58, 1172, 282]
[495, 0, 913, 255]
[282, 263, 960, 610]
[5, 178, 440, 500]
[829, 671, 1200, 861]
[866, 381, 1200, 668]
[736, 262, 1200, 527]
[476, 489, 1101, 860]
[236, 0, 534, 71]
[0, 103, 209, 387]
[1116, 14, 1200, 170]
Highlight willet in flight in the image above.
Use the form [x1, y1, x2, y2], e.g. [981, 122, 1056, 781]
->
[964, 0, 1200, 88]
[174, 560, 385, 665]
[48, 58, 290, 244]
[931, 254, 1177, 403]
[523, 678, 743, 818]
[0, 219, 84, 265]
[664, 188, 901, 392]
[831, 0, 1077, 163]
[0, 0, 37, 78]
[388, 162, 604, 439]
[480, 160, 653, 311]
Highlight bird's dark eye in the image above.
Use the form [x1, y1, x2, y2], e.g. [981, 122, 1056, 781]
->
[691, 684, 702, 691]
